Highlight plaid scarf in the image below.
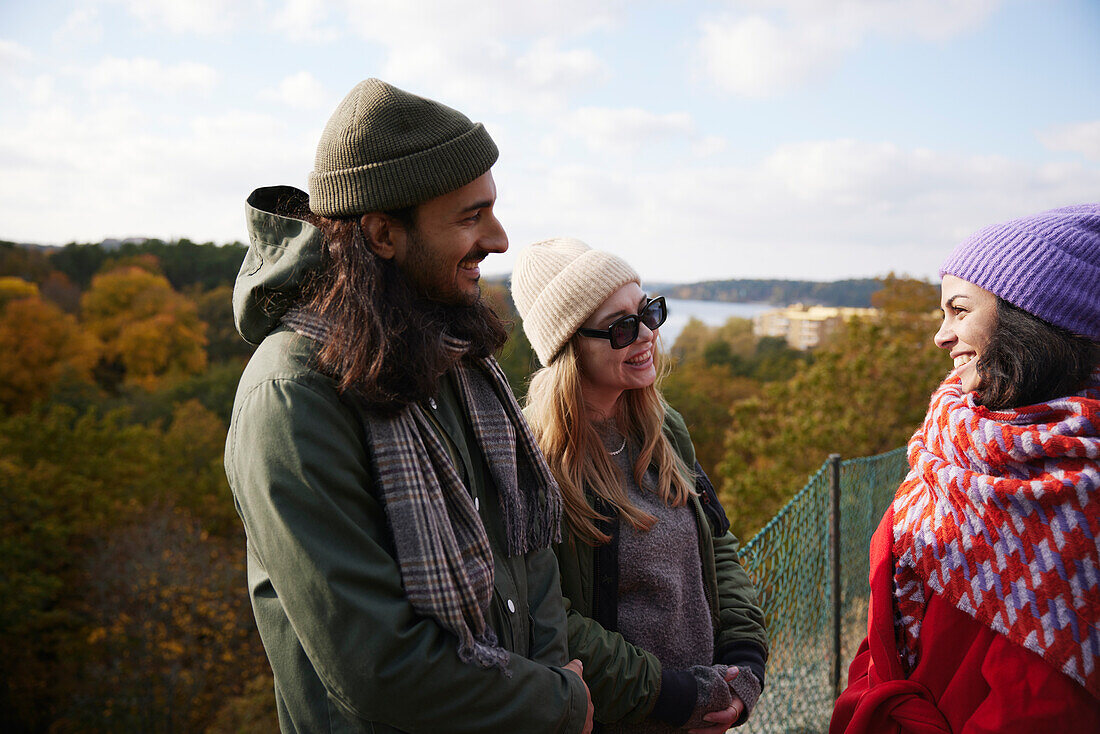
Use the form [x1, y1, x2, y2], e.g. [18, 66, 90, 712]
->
[891, 371, 1100, 696]
[283, 311, 562, 672]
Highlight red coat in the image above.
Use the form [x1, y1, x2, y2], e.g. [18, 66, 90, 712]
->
[831, 507, 1100, 734]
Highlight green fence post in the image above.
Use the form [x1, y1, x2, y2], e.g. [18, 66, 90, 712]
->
[828, 453, 842, 699]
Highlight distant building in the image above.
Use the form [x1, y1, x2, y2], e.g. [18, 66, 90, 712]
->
[753, 303, 878, 350]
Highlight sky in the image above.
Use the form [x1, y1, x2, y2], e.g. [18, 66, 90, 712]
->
[1, 0, 1098, 283]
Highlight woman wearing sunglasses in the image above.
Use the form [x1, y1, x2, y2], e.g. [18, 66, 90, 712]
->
[511, 238, 768, 733]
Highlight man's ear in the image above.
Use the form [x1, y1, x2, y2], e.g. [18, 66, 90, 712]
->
[360, 213, 405, 260]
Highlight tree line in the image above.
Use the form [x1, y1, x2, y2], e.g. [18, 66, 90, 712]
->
[0, 239, 948, 731]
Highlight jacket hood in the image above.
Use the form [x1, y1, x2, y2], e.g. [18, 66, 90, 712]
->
[234, 186, 325, 345]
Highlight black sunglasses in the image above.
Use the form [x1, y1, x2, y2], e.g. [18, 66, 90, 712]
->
[578, 296, 667, 349]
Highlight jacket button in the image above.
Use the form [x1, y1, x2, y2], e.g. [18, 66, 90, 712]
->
[474, 496, 480, 511]
[507, 599, 516, 614]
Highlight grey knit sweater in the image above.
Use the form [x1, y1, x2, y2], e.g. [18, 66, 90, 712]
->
[601, 426, 721, 734]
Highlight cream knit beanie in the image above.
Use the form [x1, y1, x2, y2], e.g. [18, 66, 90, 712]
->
[511, 237, 640, 366]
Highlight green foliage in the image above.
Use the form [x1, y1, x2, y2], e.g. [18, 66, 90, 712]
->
[72, 505, 266, 732]
[747, 336, 810, 382]
[125, 362, 246, 427]
[671, 317, 809, 383]
[660, 362, 759, 479]
[718, 311, 946, 538]
[0, 241, 54, 283]
[49, 239, 246, 292]
[0, 400, 258, 730]
[118, 238, 247, 292]
[194, 284, 255, 365]
[482, 282, 538, 400]
[872, 272, 940, 314]
[50, 242, 111, 289]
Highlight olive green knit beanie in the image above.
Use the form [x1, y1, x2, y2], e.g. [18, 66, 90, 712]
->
[511, 237, 641, 366]
[308, 78, 498, 216]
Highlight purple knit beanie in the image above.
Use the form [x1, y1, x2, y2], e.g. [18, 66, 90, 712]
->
[939, 203, 1100, 342]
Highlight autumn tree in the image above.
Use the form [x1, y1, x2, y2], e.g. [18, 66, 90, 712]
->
[0, 400, 263, 731]
[0, 291, 100, 412]
[81, 265, 208, 390]
[74, 503, 266, 732]
[0, 275, 40, 302]
[872, 272, 941, 314]
[671, 317, 719, 362]
[671, 317, 755, 363]
[660, 362, 758, 479]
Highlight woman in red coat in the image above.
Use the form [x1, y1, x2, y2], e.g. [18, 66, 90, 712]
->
[831, 203, 1100, 733]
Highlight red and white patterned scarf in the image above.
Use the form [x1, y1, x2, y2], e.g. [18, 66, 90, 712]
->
[892, 371, 1100, 696]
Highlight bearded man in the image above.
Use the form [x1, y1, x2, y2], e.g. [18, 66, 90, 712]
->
[225, 79, 593, 734]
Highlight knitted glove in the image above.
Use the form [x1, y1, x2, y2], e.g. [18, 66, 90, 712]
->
[727, 666, 762, 726]
[681, 664, 734, 730]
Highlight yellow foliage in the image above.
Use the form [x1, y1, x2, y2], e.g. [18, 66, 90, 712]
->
[0, 296, 101, 412]
[81, 266, 208, 388]
[0, 276, 39, 305]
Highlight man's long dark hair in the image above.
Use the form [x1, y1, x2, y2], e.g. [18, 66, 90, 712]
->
[280, 197, 508, 413]
[976, 297, 1100, 410]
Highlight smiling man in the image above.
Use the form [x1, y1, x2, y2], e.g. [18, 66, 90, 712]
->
[225, 79, 592, 734]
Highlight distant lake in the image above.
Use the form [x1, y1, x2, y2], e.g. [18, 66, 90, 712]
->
[659, 298, 774, 345]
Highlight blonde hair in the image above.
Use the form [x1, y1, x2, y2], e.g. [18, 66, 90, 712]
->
[524, 335, 694, 545]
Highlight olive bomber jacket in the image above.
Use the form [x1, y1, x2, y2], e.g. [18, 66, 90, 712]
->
[224, 186, 589, 734]
[553, 407, 769, 727]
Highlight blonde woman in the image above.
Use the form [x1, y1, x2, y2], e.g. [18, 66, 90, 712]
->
[512, 238, 768, 733]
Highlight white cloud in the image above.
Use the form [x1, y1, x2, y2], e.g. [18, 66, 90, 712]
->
[53, 7, 105, 46]
[117, 0, 265, 35]
[269, 0, 340, 42]
[0, 39, 34, 66]
[698, 14, 851, 97]
[1038, 120, 1100, 162]
[692, 135, 729, 158]
[259, 71, 331, 111]
[697, 0, 1004, 96]
[557, 107, 695, 155]
[516, 40, 609, 89]
[490, 137, 1100, 282]
[338, 1, 621, 115]
[0, 93, 308, 245]
[344, 0, 622, 41]
[82, 57, 219, 94]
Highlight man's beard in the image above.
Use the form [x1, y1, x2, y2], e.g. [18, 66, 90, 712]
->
[401, 226, 482, 307]
[310, 252, 508, 414]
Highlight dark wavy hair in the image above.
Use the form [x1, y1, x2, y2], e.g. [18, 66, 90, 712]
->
[277, 195, 508, 413]
[975, 297, 1100, 410]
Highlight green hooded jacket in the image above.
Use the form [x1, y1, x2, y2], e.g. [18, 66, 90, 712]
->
[224, 186, 588, 733]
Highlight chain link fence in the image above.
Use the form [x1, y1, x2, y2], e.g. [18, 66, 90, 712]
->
[737, 447, 909, 734]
